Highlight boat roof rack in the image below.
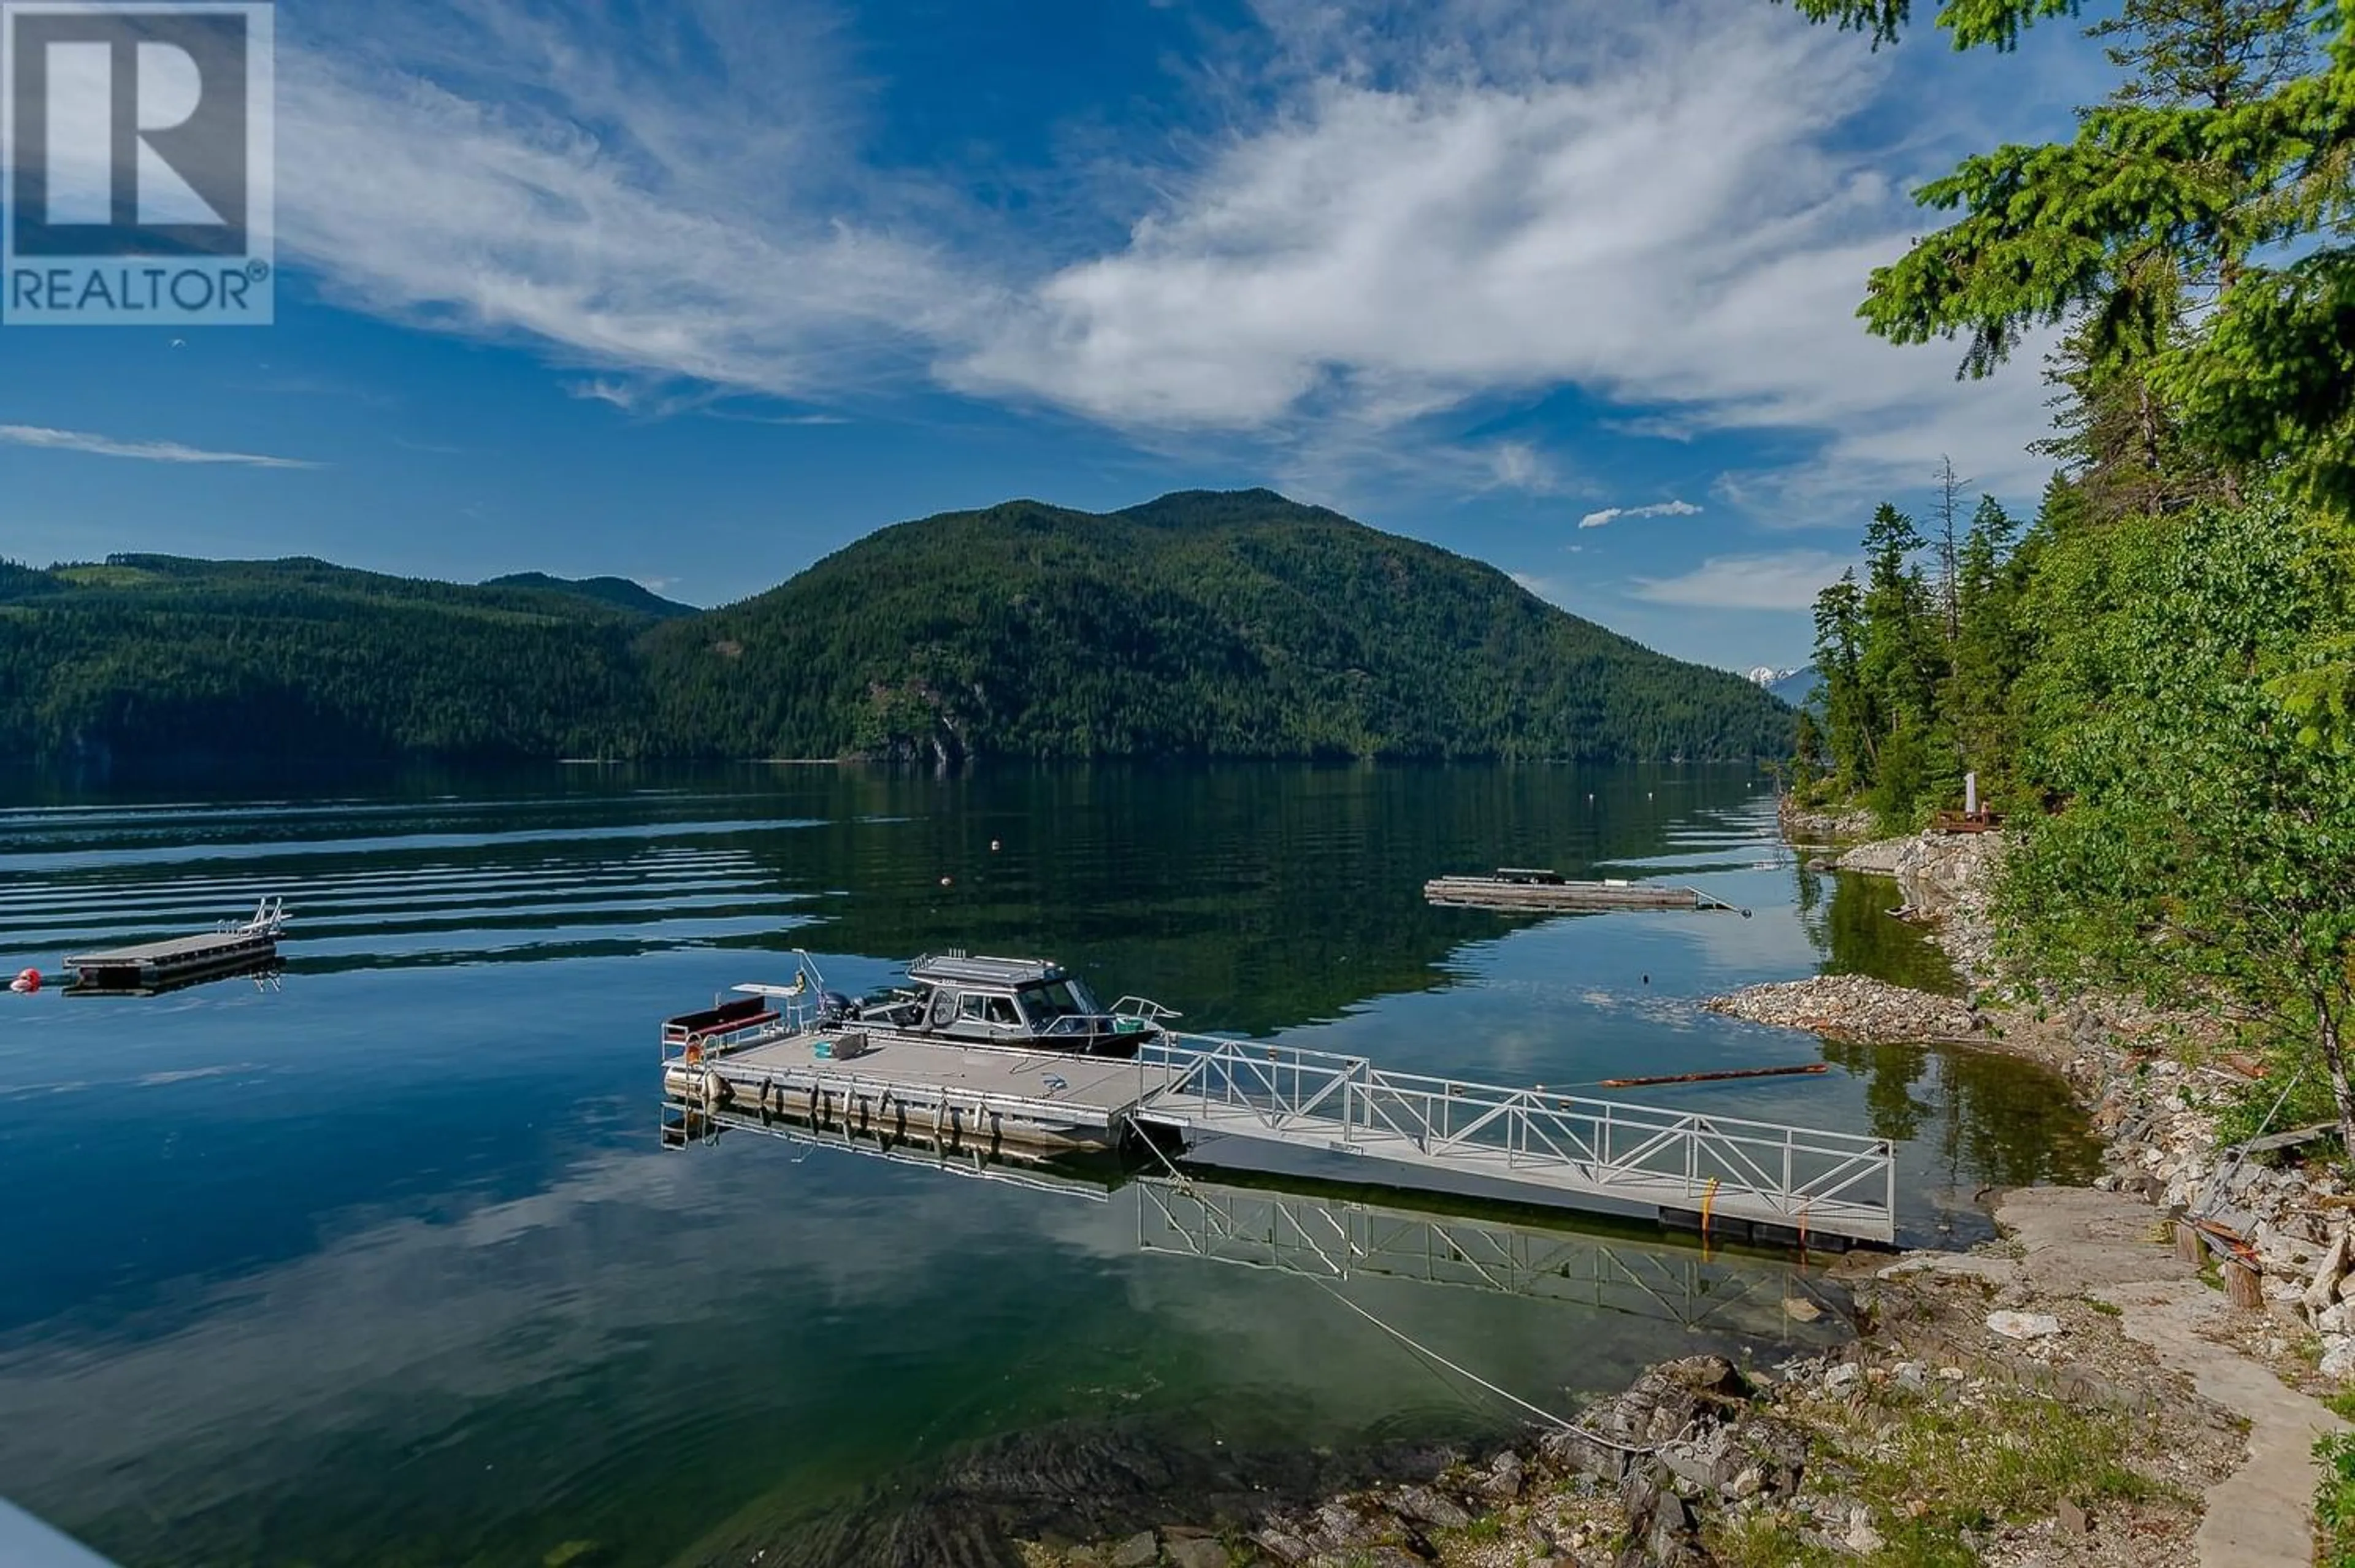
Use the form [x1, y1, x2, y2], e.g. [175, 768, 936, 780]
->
[907, 953, 1068, 987]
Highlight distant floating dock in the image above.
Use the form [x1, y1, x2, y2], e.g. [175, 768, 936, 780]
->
[66, 898, 286, 995]
[1425, 869, 1749, 916]
[662, 1029, 1893, 1244]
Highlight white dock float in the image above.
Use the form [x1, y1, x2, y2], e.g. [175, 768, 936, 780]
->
[662, 1029, 1897, 1245]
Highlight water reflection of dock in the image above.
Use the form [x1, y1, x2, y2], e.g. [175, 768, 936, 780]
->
[1134, 1177, 1842, 1337]
[673, 1109, 1849, 1339]
[65, 954, 284, 998]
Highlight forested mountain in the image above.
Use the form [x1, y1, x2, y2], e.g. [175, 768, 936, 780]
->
[0, 554, 653, 766]
[639, 491, 1788, 762]
[0, 492, 1788, 767]
[480, 572, 697, 619]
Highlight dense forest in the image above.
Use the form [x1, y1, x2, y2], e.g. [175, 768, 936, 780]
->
[1779, 0, 2355, 1242]
[638, 490, 1788, 762]
[0, 492, 1790, 768]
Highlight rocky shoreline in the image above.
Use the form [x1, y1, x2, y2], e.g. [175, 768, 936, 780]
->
[1008, 809, 2353, 1568]
[1700, 974, 1983, 1045]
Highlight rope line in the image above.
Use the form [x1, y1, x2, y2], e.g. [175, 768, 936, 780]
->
[1123, 1112, 1659, 1454]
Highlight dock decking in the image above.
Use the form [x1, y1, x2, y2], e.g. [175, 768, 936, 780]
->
[66, 929, 280, 992]
[664, 1031, 1149, 1153]
[1424, 871, 1748, 916]
[65, 899, 286, 995]
[663, 1027, 1896, 1244]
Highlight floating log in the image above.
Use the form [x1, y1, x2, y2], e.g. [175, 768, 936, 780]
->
[1425, 871, 1749, 916]
[1599, 1063, 1829, 1090]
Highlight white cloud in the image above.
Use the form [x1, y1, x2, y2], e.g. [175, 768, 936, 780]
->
[239, 0, 2067, 513]
[1579, 499, 1702, 529]
[0, 424, 320, 469]
[947, 0, 2056, 496]
[1628, 549, 1851, 610]
[271, 0, 976, 403]
[1485, 440, 1558, 493]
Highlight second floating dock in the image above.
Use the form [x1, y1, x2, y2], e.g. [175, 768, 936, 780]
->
[65, 898, 288, 994]
[1425, 870, 1748, 916]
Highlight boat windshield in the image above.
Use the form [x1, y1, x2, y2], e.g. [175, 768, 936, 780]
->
[1016, 979, 1099, 1023]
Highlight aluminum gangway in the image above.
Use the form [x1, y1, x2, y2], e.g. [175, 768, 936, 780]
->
[1128, 1037, 1896, 1245]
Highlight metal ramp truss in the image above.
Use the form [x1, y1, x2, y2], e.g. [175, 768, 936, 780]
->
[1130, 1037, 1894, 1244]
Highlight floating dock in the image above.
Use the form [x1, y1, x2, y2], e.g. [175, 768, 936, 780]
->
[1425, 870, 1748, 916]
[65, 898, 286, 995]
[662, 1028, 1895, 1245]
[663, 1030, 1150, 1155]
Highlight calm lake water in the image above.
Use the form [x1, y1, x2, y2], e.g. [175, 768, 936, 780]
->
[0, 764, 2096, 1567]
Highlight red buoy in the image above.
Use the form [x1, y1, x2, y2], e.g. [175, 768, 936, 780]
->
[9, 968, 39, 995]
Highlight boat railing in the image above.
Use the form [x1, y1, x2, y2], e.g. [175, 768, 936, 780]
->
[661, 1008, 792, 1064]
[1130, 1034, 1896, 1241]
[1110, 996, 1183, 1023]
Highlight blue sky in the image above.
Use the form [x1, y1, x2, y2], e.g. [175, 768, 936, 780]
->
[0, 0, 2113, 670]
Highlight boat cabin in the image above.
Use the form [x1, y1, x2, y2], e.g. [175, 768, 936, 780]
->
[855, 953, 1155, 1056]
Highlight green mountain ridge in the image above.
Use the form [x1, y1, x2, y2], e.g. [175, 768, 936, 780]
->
[0, 489, 1788, 768]
[480, 572, 699, 619]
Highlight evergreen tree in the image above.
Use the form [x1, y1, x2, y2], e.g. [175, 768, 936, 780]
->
[1932, 455, 1969, 637]
[1945, 494, 2031, 793]
[1810, 570, 1873, 790]
[1779, 0, 2353, 509]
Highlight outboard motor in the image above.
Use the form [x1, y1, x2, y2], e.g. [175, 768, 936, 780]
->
[816, 990, 859, 1027]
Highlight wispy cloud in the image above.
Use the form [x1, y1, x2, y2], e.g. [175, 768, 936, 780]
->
[248, 0, 2067, 513]
[1579, 499, 1702, 530]
[1629, 549, 1850, 610]
[1484, 440, 1560, 494]
[699, 405, 852, 428]
[0, 425, 320, 469]
[275, 1, 973, 405]
[948, 0, 2056, 497]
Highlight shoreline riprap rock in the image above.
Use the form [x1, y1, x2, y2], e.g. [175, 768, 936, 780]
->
[1701, 974, 1982, 1044]
[1027, 1223, 2250, 1567]
[1777, 797, 1875, 845]
[1830, 830, 2008, 982]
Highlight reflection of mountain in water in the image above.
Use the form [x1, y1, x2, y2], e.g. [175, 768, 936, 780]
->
[755, 763, 1780, 1034]
[2, 763, 1774, 1034]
